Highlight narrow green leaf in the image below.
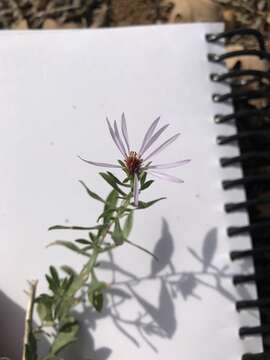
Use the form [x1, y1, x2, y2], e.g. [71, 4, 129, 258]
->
[36, 295, 54, 324]
[49, 320, 79, 355]
[123, 177, 131, 183]
[48, 225, 102, 231]
[81, 246, 93, 252]
[106, 172, 123, 185]
[94, 292, 103, 312]
[125, 239, 159, 261]
[100, 172, 126, 196]
[101, 190, 118, 226]
[47, 241, 88, 256]
[97, 208, 116, 222]
[75, 239, 91, 245]
[112, 218, 125, 245]
[49, 266, 60, 287]
[140, 172, 147, 185]
[123, 211, 133, 238]
[141, 180, 154, 190]
[89, 232, 97, 243]
[61, 277, 69, 291]
[59, 276, 82, 316]
[63, 275, 75, 292]
[88, 281, 107, 312]
[122, 192, 133, 209]
[118, 160, 126, 168]
[107, 172, 130, 187]
[79, 180, 105, 203]
[45, 274, 58, 293]
[137, 197, 166, 209]
[105, 190, 118, 209]
[61, 265, 77, 277]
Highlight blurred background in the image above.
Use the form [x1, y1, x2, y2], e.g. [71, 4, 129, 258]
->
[1, 0, 269, 73]
[0, 0, 269, 46]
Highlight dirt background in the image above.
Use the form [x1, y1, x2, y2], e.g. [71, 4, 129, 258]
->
[0, 0, 269, 42]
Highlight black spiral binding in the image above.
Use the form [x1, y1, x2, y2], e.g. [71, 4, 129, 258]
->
[206, 28, 270, 360]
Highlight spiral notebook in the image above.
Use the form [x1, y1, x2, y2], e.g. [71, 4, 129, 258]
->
[0, 23, 269, 360]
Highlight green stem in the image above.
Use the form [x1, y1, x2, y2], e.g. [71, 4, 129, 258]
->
[98, 191, 132, 246]
[41, 189, 133, 360]
[59, 247, 99, 318]
[22, 280, 38, 360]
[41, 250, 99, 360]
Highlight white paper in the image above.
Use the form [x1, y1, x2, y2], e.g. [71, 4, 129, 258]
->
[0, 23, 263, 359]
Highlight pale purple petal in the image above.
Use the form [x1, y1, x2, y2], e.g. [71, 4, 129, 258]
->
[78, 156, 121, 168]
[121, 113, 130, 153]
[143, 133, 180, 161]
[148, 159, 190, 169]
[139, 116, 160, 156]
[147, 170, 184, 183]
[133, 173, 139, 206]
[140, 124, 169, 157]
[114, 120, 128, 158]
[106, 118, 127, 158]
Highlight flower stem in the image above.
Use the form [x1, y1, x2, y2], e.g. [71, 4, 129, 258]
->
[22, 280, 38, 360]
[38, 189, 134, 359]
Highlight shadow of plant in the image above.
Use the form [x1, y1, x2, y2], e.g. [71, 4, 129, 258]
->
[2, 220, 253, 359]
[62, 219, 250, 359]
[0, 291, 50, 360]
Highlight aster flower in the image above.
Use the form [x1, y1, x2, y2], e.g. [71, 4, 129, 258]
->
[78, 114, 190, 206]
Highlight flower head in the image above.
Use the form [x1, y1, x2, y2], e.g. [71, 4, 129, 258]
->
[79, 114, 190, 206]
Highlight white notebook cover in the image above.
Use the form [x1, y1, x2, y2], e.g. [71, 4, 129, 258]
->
[0, 23, 263, 359]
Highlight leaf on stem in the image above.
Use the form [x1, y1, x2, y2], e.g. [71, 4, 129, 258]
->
[79, 180, 105, 203]
[89, 232, 98, 245]
[62, 275, 75, 293]
[123, 211, 133, 238]
[107, 172, 129, 187]
[97, 208, 116, 222]
[48, 320, 79, 355]
[53, 255, 98, 321]
[75, 238, 92, 245]
[137, 197, 166, 209]
[105, 189, 118, 209]
[141, 180, 154, 190]
[47, 241, 89, 257]
[100, 190, 119, 227]
[117, 160, 126, 168]
[49, 266, 60, 288]
[48, 225, 102, 231]
[61, 265, 77, 277]
[100, 172, 126, 196]
[125, 239, 158, 261]
[140, 172, 147, 185]
[36, 294, 54, 325]
[112, 218, 125, 245]
[45, 274, 58, 293]
[88, 281, 107, 312]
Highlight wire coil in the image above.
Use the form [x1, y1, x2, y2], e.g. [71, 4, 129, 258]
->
[206, 28, 270, 360]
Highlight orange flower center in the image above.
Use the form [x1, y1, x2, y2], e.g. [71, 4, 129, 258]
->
[124, 151, 142, 175]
